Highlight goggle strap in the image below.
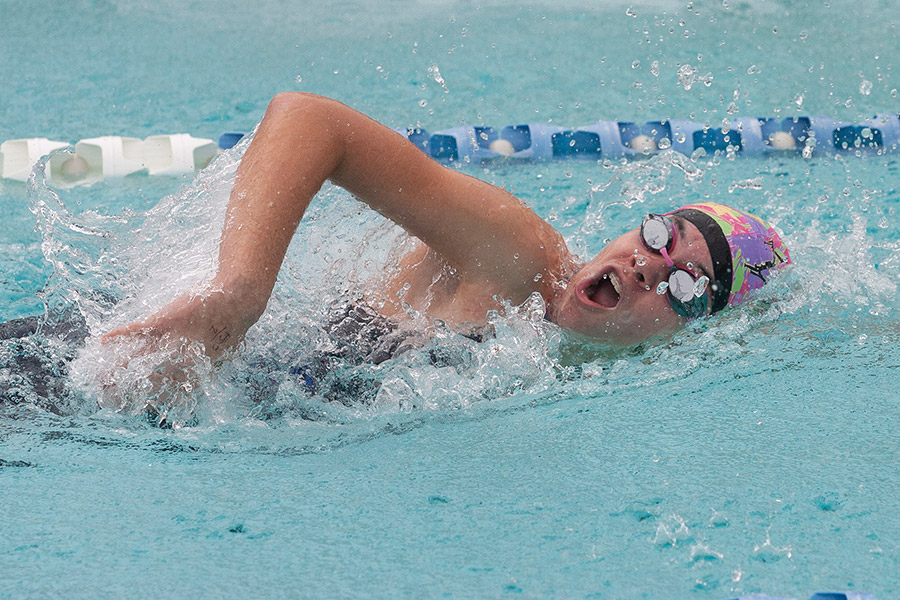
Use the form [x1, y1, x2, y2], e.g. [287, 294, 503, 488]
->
[659, 246, 675, 269]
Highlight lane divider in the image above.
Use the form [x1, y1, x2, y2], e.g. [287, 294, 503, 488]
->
[3, 113, 898, 186]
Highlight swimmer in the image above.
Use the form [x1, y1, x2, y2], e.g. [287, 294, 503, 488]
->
[100, 93, 791, 361]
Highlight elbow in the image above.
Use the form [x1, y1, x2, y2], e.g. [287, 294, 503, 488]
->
[264, 92, 334, 123]
[267, 91, 319, 111]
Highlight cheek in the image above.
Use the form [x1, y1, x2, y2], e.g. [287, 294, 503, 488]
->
[627, 292, 682, 330]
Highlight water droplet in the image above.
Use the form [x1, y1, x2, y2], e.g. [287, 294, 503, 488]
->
[860, 79, 873, 95]
[632, 60, 640, 69]
[625, 6, 637, 17]
[633, 249, 639, 256]
[644, 285, 651, 291]
[650, 60, 659, 77]
[636, 257, 646, 266]
[418, 99, 428, 107]
[678, 64, 697, 90]
[693, 276, 709, 297]
[657, 137, 672, 149]
[656, 281, 669, 295]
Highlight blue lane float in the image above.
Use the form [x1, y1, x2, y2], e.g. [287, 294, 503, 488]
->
[385, 113, 900, 163]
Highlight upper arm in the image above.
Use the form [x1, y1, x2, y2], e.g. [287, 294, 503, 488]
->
[322, 98, 568, 297]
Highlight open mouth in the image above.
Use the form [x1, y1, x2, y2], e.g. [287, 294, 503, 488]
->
[580, 272, 622, 309]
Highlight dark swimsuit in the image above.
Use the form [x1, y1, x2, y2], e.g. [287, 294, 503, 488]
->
[0, 302, 487, 416]
[0, 309, 89, 415]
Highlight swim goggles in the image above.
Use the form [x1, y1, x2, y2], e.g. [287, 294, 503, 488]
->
[640, 214, 710, 319]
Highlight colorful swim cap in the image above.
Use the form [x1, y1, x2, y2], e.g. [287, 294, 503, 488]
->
[667, 202, 791, 314]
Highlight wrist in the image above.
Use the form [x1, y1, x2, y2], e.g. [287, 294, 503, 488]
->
[209, 272, 272, 325]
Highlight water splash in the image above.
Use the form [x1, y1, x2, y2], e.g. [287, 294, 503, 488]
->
[16, 135, 573, 429]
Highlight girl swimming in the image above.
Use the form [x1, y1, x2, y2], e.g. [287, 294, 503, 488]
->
[103, 93, 790, 356]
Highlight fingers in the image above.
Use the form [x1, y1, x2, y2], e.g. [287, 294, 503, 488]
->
[101, 320, 156, 344]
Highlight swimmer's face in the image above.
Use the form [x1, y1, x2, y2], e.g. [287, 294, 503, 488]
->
[548, 216, 714, 346]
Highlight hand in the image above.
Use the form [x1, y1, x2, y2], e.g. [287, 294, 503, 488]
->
[96, 284, 263, 423]
[102, 285, 258, 360]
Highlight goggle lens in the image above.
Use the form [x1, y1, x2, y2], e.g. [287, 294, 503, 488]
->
[640, 215, 673, 252]
[668, 269, 697, 303]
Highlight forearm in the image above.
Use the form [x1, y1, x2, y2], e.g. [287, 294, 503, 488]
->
[213, 93, 350, 318]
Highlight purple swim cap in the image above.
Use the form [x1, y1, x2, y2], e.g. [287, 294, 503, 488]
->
[668, 202, 791, 314]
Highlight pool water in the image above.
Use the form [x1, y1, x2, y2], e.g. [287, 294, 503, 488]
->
[3, 1, 900, 597]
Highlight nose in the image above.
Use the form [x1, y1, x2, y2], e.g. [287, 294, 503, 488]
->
[632, 252, 668, 289]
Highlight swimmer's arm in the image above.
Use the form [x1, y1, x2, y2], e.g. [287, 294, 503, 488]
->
[106, 92, 567, 356]
[217, 92, 566, 308]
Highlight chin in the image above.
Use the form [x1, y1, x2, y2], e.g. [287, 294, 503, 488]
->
[552, 305, 677, 347]
[548, 288, 681, 347]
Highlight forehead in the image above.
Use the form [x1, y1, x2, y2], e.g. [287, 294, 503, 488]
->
[669, 215, 713, 274]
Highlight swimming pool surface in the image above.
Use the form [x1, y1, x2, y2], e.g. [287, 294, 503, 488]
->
[2, 1, 900, 597]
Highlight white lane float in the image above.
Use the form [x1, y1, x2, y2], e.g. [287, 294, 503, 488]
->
[0, 138, 70, 182]
[1, 134, 217, 187]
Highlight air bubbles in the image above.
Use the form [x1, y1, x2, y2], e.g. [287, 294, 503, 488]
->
[636, 257, 647, 266]
[860, 79, 873, 96]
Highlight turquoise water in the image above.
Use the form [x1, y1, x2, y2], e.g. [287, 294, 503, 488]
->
[3, 1, 900, 597]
